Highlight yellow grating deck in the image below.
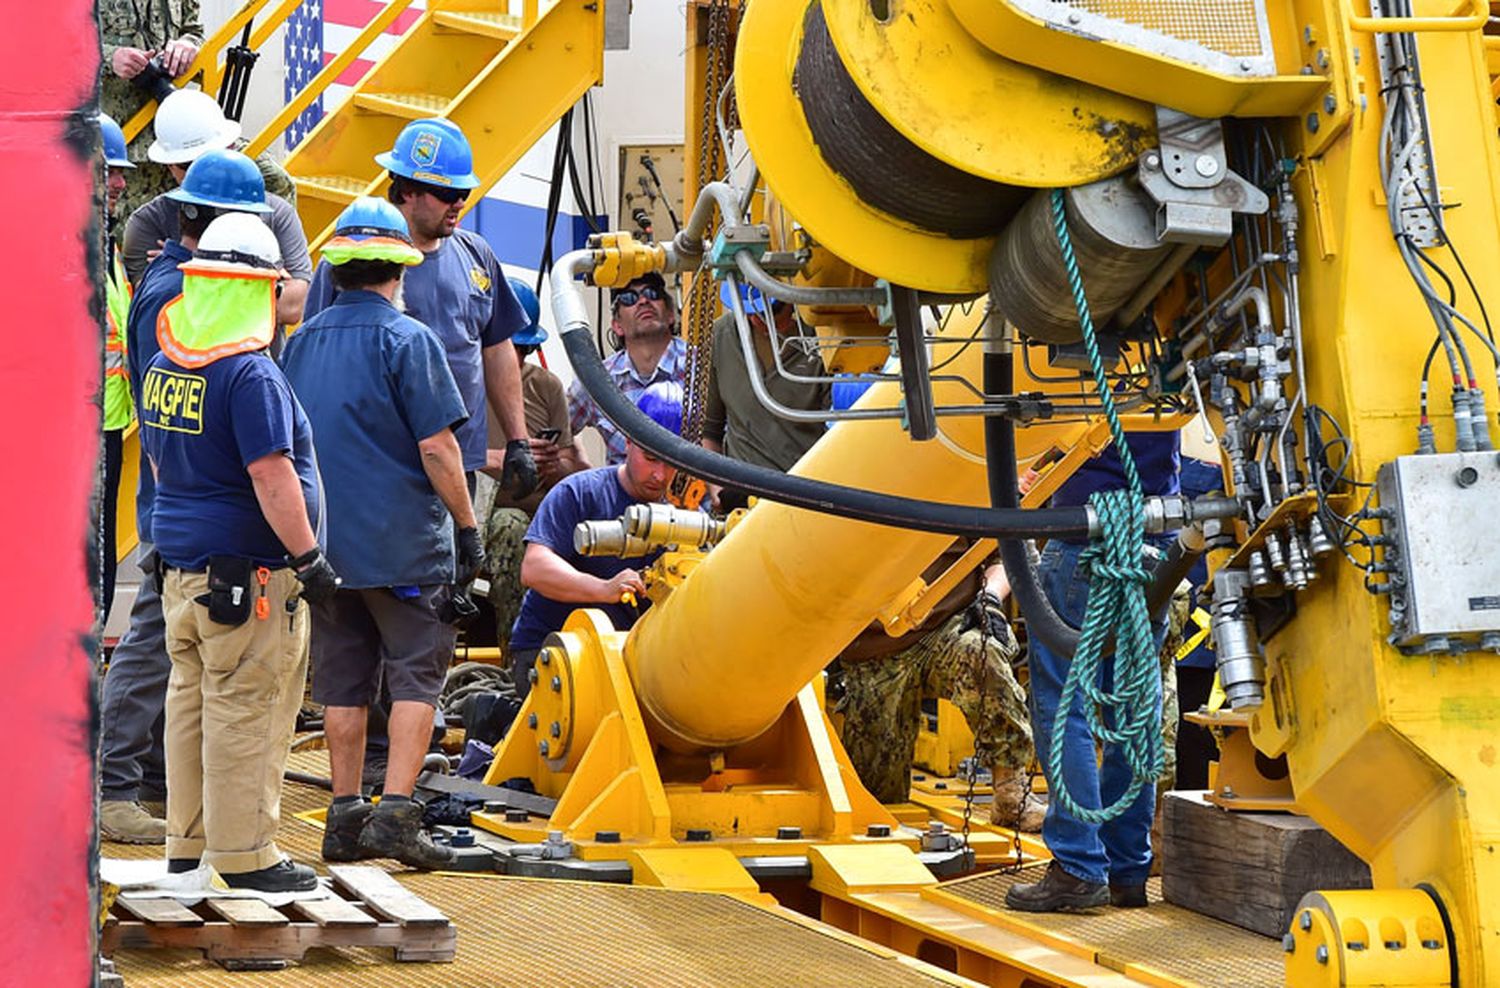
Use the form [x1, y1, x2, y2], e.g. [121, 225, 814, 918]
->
[933, 866, 1283, 987]
[106, 750, 958, 987]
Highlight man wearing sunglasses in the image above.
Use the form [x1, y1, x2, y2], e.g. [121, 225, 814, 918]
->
[567, 271, 687, 464]
[305, 119, 537, 502]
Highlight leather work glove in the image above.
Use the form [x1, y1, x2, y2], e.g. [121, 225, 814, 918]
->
[290, 548, 342, 605]
[456, 526, 486, 586]
[502, 439, 539, 500]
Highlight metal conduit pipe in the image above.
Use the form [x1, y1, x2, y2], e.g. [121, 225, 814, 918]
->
[551, 248, 1094, 539]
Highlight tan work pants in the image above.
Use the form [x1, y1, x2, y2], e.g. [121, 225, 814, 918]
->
[161, 567, 309, 873]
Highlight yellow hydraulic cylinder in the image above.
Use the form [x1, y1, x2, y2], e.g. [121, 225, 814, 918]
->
[623, 345, 993, 752]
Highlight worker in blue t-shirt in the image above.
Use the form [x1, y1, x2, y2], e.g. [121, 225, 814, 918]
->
[101, 149, 276, 846]
[303, 118, 537, 502]
[508, 383, 684, 690]
[139, 213, 339, 895]
[1006, 430, 1180, 914]
[282, 198, 480, 872]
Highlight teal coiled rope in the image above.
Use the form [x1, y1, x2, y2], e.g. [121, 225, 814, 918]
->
[1043, 188, 1163, 825]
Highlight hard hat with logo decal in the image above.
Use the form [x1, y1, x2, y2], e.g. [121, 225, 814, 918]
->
[636, 381, 684, 436]
[166, 148, 271, 214]
[147, 89, 242, 164]
[98, 113, 135, 169]
[507, 276, 547, 346]
[185, 212, 282, 274]
[375, 118, 480, 190]
[323, 197, 424, 266]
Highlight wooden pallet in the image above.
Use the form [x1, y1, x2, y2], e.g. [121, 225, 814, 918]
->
[101, 865, 456, 970]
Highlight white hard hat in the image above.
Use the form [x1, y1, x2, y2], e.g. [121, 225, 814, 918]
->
[186, 212, 282, 273]
[147, 90, 242, 164]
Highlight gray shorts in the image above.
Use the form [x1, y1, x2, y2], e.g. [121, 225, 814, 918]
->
[310, 587, 456, 707]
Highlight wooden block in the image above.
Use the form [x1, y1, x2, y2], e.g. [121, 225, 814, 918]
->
[330, 865, 448, 928]
[292, 896, 377, 928]
[1160, 790, 1371, 938]
[114, 897, 204, 927]
[205, 897, 289, 927]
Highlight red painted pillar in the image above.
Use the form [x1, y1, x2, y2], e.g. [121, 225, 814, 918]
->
[0, 2, 103, 983]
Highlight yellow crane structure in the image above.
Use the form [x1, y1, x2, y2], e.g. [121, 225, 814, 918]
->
[460, 2, 1500, 986]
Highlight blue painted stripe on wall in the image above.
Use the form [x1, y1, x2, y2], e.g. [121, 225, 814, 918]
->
[460, 198, 607, 273]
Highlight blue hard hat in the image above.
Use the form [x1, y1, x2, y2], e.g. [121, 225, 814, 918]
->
[165, 148, 270, 214]
[507, 276, 547, 346]
[98, 113, 134, 169]
[376, 118, 480, 189]
[719, 278, 773, 315]
[636, 381, 684, 436]
[323, 197, 423, 266]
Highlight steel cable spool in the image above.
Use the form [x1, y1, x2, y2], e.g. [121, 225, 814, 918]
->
[989, 178, 1172, 344]
[793, 2, 1026, 239]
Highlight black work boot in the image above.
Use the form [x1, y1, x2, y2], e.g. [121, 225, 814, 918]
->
[1109, 882, 1149, 908]
[221, 859, 319, 893]
[322, 799, 375, 863]
[1005, 861, 1109, 912]
[356, 797, 456, 870]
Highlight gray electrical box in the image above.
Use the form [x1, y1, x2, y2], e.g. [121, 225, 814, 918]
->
[1376, 451, 1500, 654]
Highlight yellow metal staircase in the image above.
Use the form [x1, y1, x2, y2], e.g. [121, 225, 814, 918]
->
[110, 0, 606, 574]
[274, 0, 605, 256]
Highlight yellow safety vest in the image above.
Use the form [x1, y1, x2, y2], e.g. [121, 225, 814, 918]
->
[104, 245, 133, 431]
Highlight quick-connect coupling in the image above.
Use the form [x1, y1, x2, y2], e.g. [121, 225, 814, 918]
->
[623, 503, 726, 550]
[1210, 569, 1266, 710]
[574, 520, 651, 558]
[587, 231, 668, 288]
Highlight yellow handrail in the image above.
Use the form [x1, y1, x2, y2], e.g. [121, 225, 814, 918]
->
[243, 0, 420, 159]
[120, 0, 277, 142]
[1345, 0, 1487, 33]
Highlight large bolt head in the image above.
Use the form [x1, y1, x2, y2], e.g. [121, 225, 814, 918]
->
[1315, 945, 1328, 965]
[1300, 910, 1312, 931]
[551, 675, 562, 692]
[550, 721, 562, 738]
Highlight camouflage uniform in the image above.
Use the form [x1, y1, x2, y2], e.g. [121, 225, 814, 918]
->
[1156, 583, 1192, 792]
[99, 0, 203, 218]
[483, 506, 532, 650]
[840, 601, 1032, 805]
[100, 0, 296, 224]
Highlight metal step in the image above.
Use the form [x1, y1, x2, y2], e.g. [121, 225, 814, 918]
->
[430, 10, 522, 41]
[293, 174, 369, 204]
[352, 91, 452, 119]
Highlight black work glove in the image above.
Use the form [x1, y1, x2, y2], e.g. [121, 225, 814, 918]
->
[963, 590, 1011, 643]
[290, 548, 341, 605]
[456, 525, 485, 586]
[502, 439, 539, 500]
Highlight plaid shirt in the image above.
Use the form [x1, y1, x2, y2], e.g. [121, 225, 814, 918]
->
[567, 337, 688, 464]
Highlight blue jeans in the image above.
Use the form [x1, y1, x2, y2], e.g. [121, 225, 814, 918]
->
[1028, 539, 1166, 887]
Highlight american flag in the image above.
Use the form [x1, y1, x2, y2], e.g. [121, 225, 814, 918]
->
[282, 0, 427, 149]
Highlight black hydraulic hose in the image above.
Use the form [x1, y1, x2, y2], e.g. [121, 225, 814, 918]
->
[982, 350, 1203, 658]
[560, 328, 1093, 539]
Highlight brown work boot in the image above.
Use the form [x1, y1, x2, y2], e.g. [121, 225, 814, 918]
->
[990, 769, 1046, 832]
[356, 798, 455, 870]
[1005, 861, 1109, 912]
[100, 799, 166, 845]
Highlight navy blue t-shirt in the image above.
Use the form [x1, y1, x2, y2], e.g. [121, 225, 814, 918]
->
[1051, 431, 1181, 544]
[125, 239, 192, 543]
[305, 229, 525, 471]
[139, 350, 321, 571]
[510, 467, 661, 651]
[282, 290, 468, 588]
[1176, 456, 1226, 669]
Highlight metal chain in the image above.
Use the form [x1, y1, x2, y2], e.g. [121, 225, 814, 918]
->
[673, 0, 735, 500]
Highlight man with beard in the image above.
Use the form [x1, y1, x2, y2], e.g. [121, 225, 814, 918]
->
[567, 272, 686, 463]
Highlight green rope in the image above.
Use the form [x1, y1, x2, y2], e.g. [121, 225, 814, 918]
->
[1043, 188, 1162, 825]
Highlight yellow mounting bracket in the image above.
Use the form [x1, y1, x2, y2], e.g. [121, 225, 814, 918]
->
[587, 232, 668, 289]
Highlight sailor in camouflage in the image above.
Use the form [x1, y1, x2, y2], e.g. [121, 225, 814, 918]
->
[841, 564, 1043, 829]
[484, 506, 532, 649]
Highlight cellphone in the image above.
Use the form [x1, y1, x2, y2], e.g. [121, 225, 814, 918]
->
[537, 428, 562, 443]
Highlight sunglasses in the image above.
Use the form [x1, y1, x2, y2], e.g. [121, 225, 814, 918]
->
[417, 183, 470, 205]
[613, 286, 665, 308]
